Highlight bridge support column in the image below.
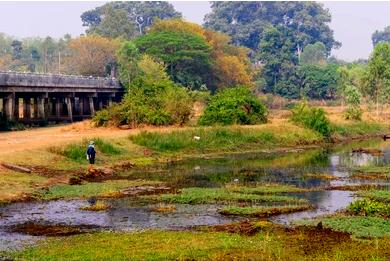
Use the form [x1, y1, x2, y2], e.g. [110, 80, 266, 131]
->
[78, 98, 84, 116]
[33, 98, 38, 119]
[38, 97, 46, 120]
[23, 98, 31, 120]
[98, 98, 103, 110]
[108, 97, 113, 107]
[66, 97, 73, 122]
[14, 97, 19, 120]
[44, 98, 49, 120]
[89, 97, 95, 116]
[55, 98, 61, 119]
[4, 93, 15, 121]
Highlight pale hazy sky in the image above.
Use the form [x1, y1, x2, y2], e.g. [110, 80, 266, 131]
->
[0, 1, 390, 61]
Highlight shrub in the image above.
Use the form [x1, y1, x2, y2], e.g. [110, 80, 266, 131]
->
[347, 199, 389, 217]
[344, 85, 362, 121]
[290, 102, 331, 137]
[199, 87, 268, 125]
[93, 55, 193, 127]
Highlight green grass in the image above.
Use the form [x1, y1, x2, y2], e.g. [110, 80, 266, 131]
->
[219, 204, 311, 217]
[352, 166, 390, 180]
[131, 125, 322, 153]
[9, 229, 390, 261]
[157, 187, 308, 204]
[0, 170, 48, 203]
[34, 180, 163, 200]
[358, 189, 390, 203]
[331, 122, 389, 139]
[228, 184, 309, 194]
[297, 216, 390, 238]
[48, 138, 121, 162]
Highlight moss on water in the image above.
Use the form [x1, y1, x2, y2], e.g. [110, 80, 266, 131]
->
[34, 180, 163, 200]
[155, 187, 307, 205]
[219, 204, 311, 217]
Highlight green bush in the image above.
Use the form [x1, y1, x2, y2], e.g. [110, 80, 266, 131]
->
[290, 102, 331, 137]
[347, 199, 389, 217]
[93, 55, 193, 127]
[344, 85, 362, 121]
[199, 87, 268, 125]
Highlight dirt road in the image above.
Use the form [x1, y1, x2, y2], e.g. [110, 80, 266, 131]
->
[0, 121, 143, 156]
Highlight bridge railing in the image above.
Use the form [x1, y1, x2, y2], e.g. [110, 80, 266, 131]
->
[0, 71, 121, 89]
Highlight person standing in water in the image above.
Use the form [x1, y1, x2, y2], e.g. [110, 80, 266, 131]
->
[86, 141, 96, 165]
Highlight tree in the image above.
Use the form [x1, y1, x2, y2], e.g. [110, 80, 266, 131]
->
[81, 1, 181, 38]
[298, 64, 338, 99]
[364, 42, 390, 117]
[300, 42, 327, 65]
[150, 19, 253, 90]
[257, 25, 300, 98]
[91, 5, 137, 39]
[134, 30, 211, 89]
[64, 35, 121, 76]
[372, 26, 390, 46]
[117, 41, 140, 88]
[204, 2, 339, 98]
[11, 40, 23, 60]
[204, 1, 340, 55]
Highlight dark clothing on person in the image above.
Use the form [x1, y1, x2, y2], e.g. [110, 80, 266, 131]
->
[87, 145, 96, 164]
[89, 157, 95, 164]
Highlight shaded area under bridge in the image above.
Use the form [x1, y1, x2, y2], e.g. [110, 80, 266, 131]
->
[0, 71, 124, 124]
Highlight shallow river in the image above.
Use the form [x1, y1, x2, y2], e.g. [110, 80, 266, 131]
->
[1, 138, 390, 251]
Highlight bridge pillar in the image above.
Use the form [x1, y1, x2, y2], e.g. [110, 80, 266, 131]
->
[66, 97, 73, 122]
[55, 98, 61, 118]
[79, 97, 84, 116]
[108, 97, 113, 107]
[23, 98, 31, 120]
[14, 97, 19, 120]
[98, 98, 103, 110]
[33, 98, 38, 119]
[38, 97, 46, 120]
[89, 97, 95, 116]
[44, 98, 49, 120]
[4, 93, 15, 121]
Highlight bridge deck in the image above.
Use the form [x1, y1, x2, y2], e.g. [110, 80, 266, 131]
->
[0, 71, 123, 93]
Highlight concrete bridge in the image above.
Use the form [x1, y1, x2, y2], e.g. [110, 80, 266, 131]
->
[0, 71, 123, 124]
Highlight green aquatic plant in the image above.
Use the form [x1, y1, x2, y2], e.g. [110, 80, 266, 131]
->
[347, 199, 389, 217]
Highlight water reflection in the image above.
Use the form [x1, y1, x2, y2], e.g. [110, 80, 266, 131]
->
[271, 191, 355, 225]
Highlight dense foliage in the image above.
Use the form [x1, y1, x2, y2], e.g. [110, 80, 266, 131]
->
[93, 55, 193, 127]
[290, 102, 331, 137]
[204, 1, 339, 53]
[65, 35, 121, 76]
[297, 64, 339, 99]
[372, 26, 390, 46]
[199, 87, 268, 125]
[134, 30, 211, 89]
[133, 19, 253, 91]
[204, 1, 340, 98]
[81, 1, 181, 38]
[300, 42, 327, 65]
